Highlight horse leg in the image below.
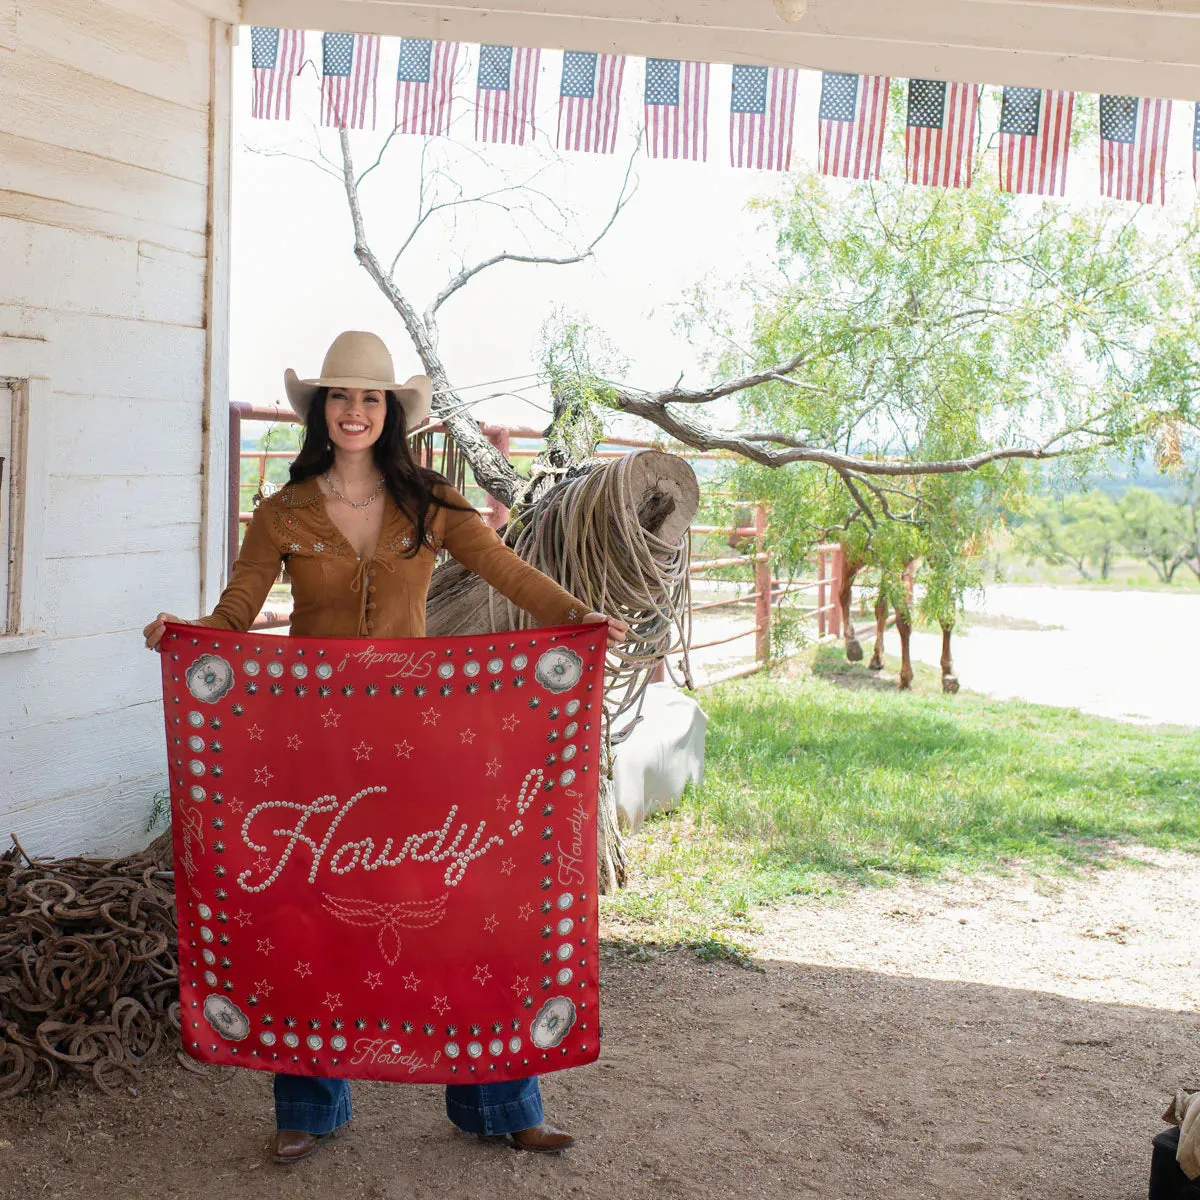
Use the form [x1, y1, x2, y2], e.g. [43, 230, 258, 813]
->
[868, 593, 887, 671]
[896, 609, 914, 690]
[941, 624, 959, 694]
[840, 560, 863, 662]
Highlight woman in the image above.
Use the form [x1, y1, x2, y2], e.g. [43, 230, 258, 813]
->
[144, 331, 627, 1164]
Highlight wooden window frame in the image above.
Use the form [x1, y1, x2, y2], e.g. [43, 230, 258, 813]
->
[1, 375, 52, 654]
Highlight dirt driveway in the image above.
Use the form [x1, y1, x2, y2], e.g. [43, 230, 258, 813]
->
[898, 584, 1200, 728]
[4, 851, 1197, 1200]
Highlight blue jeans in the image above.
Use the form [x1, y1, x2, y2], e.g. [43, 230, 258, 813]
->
[273, 1073, 544, 1137]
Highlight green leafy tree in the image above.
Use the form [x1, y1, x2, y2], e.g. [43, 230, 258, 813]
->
[548, 167, 1200, 621]
[1016, 492, 1122, 580]
[1118, 487, 1188, 582]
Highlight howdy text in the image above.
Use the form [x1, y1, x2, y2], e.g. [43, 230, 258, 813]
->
[334, 645, 436, 679]
[236, 785, 509, 893]
[555, 793, 591, 887]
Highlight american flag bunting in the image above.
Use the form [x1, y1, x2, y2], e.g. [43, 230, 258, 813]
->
[904, 79, 979, 189]
[1099, 95, 1172, 205]
[558, 51, 625, 154]
[817, 72, 890, 180]
[729, 65, 798, 171]
[475, 45, 540, 145]
[394, 38, 461, 136]
[644, 58, 710, 161]
[250, 27, 305, 121]
[320, 32, 380, 130]
[997, 87, 1074, 196]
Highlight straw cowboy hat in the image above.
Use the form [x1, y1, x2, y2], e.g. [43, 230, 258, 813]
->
[283, 331, 432, 428]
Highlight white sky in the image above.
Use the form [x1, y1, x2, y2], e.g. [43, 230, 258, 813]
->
[230, 37, 1197, 432]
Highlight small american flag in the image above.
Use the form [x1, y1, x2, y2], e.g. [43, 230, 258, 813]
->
[644, 58, 710, 161]
[558, 51, 625, 154]
[1193, 102, 1200, 184]
[729, 65, 798, 171]
[998, 87, 1073, 196]
[1100, 94, 1172, 205]
[817, 72, 890, 179]
[250, 27, 304, 122]
[320, 32, 380, 130]
[395, 39, 461, 136]
[904, 79, 979, 189]
[475, 45, 540, 145]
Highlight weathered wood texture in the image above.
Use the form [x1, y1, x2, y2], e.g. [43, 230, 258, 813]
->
[0, 0, 219, 858]
[244, 0, 1200, 97]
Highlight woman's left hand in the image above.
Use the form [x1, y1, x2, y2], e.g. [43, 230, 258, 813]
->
[582, 611, 628, 648]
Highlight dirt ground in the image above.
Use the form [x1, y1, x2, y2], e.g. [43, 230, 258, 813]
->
[4, 849, 1199, 1200]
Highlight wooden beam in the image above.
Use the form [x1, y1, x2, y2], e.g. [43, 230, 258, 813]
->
[200, 19, 233, 614]
[241, 0, 1200, 97]
[169, 0, 242, 23]
[0, 0, 16, 52]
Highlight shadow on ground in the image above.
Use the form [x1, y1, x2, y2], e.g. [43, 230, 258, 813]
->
[5, 947, 1192, 1199]
[808, 644, 930, 694]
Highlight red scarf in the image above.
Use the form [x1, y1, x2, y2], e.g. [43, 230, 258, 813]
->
[160, 622, 603, 1082]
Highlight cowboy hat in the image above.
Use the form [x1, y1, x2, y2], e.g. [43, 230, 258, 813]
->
[283, 331, 432, 428]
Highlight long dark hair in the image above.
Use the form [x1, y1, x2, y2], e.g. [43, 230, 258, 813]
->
[289, 389, 472, 555]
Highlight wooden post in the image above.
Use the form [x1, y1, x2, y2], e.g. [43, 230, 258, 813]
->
[227, 403, 249, 579]
[816, 549, 827, 637]
[754, 501, 770, 663]
[830, 545, 844, 638]
[483, 426, 511, 529]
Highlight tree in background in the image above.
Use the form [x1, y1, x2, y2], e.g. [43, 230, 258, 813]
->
[1014, 478, 1200, 585]
[549, 169, 1197, 646]
[1015, 492, 1122, 581]
[1178, 463, 1200, 582]
[591, 172, 1199, 493]
[1115, 489, 1188, 583]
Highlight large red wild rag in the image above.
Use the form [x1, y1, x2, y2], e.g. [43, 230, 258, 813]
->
[159, 622, 603, 1084]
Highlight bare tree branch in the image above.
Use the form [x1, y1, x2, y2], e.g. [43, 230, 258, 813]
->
[607, 382, 1082, 477]
[425, 145, 639, 321]
[337, 128, 522, 506]
[244, 143, 344, 182]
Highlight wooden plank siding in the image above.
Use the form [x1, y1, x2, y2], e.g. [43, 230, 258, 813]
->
[0, 0, 224, 857]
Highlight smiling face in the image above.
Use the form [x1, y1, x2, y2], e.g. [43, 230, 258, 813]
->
[324, 386, 387, 453]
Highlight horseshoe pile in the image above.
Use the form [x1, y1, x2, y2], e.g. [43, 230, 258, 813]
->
[0, 839, 180, 1098]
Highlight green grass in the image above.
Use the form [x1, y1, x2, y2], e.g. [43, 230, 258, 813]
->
[602, 646, 1200, 956]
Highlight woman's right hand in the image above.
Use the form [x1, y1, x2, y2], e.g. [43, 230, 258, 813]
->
[143, 612, 184, 652]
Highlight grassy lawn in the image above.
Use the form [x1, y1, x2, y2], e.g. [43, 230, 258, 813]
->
[602, 646, 1200, 960]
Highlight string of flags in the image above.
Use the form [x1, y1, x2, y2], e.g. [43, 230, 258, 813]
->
[249, 28, 1196, 206]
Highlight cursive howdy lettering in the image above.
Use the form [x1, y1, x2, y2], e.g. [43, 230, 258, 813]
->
[334, 645, 436, 679]
[555, 798, 590, 887]
[237, 786, 506, 893]
[349, 1038, 441, 1074]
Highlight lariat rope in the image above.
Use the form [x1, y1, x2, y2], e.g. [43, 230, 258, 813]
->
[486, 455, 694, 745]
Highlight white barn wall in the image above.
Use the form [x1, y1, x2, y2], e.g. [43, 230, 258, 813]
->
[0, 0, 225, 856]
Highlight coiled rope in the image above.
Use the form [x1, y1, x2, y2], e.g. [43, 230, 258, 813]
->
[486, 451, 696, 743]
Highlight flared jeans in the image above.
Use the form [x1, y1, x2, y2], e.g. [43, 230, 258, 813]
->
[272, 1072, 544, 1137]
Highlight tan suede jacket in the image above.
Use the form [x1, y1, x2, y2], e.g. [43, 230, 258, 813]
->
[197, 478, 586, 639]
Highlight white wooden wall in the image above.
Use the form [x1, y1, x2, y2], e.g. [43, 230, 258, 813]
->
[0, 0, 226, 856]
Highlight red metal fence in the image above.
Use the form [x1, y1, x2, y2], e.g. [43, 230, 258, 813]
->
[226, 406, 847, 670]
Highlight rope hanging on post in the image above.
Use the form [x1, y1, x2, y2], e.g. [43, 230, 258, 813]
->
[488, 451, 697, 742]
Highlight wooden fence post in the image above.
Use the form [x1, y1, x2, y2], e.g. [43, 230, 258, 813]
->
[754, 501, 771, 663]
[816, 549, 827, 637]
[830, 545, 844, 638]
[227, 403, 249, 579]
[482, 425, 511, 529]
